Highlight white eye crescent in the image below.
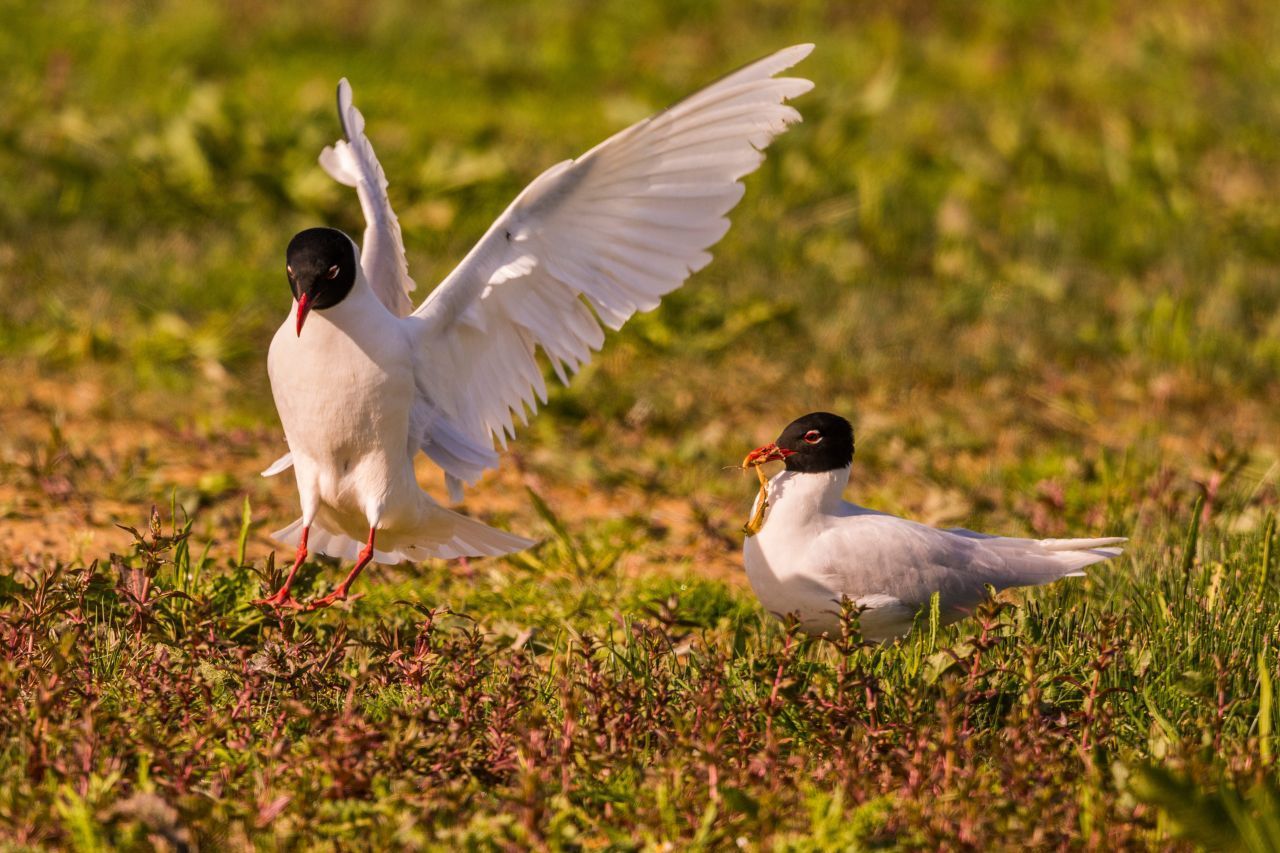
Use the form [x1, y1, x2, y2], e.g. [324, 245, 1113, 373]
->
[803, 430, 821, 444]
[286, 265, 294, 277]
[326, 265, 341, 279]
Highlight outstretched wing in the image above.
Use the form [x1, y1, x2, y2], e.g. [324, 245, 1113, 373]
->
[408, 44, 814, 470]
[319, 79, 416, 317]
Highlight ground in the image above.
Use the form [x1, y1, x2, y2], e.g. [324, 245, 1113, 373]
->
[3, 1, 1280, 849]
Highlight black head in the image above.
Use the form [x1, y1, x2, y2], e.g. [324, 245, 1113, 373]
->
[744, 412, 855, 474]
[286, 227, 358, 335]
[775, 412, 855, 473]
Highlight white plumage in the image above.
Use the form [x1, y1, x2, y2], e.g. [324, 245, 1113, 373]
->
[259, 46, 814, 607]
[407, 44, 815, 455]
[741, 414, 1125, 641]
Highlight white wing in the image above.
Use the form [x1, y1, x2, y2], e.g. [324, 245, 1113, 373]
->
[407, 44, 814, 467]
[319, 79, 416, 317]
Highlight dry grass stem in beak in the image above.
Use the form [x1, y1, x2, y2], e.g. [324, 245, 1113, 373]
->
[742, 457, 771, 537]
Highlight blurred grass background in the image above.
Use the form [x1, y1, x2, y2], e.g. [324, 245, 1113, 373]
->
[4, 0, 1280, 544]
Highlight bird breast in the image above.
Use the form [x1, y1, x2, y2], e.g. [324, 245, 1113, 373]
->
[267, 302, 416, 497]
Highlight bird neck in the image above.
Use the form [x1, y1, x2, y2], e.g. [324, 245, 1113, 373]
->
[767, 465, 851, 517]
[312, 269, 386, 327]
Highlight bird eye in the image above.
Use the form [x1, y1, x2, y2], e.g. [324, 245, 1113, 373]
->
[326, 265, 341, 280]
[803, 430, 822, 444]
[286, 265, 294, 278]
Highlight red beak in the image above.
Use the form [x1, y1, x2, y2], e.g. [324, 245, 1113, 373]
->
[295, 293, 311, 336]
[742, 442, 795, 468]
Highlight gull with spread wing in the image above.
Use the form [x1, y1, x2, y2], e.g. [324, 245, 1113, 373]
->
[257, 45, 815, 609]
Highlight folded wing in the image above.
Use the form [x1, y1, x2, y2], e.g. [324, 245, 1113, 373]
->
[823, 513, 1125, 614]
[406, 44, 814, 479]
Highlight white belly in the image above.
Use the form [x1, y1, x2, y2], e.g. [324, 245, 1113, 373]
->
[268, 304, 418, 534]
[744, 529, 843, 633]
[744, 536, 915, 639]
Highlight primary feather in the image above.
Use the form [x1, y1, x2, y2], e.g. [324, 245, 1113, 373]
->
[319, 80, 417, 318]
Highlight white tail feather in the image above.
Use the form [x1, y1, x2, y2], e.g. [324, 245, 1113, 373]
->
[270, 510, 534, 566]
[261, 452, 294, 477]
[1037, 536, 1128, 552]
[985, 536, 1127, 586]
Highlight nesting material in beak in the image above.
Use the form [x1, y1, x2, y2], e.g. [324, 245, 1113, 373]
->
[741, 444, 793, 536]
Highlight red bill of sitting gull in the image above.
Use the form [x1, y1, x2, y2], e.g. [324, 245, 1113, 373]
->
[256, 45, 816, 610]
[741, 412, 1127, 641]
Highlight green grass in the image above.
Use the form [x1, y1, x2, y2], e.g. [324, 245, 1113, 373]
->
[5, 502, 1280, 849]
[3, 0, 1280, 848]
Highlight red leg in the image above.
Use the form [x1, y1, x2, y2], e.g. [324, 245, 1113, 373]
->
[305, 527, 376, 611]
[254, 526, 309, 609]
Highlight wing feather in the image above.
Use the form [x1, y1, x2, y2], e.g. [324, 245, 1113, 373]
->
[319, 79, 416, 317]
[406, 44, 814, 480]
